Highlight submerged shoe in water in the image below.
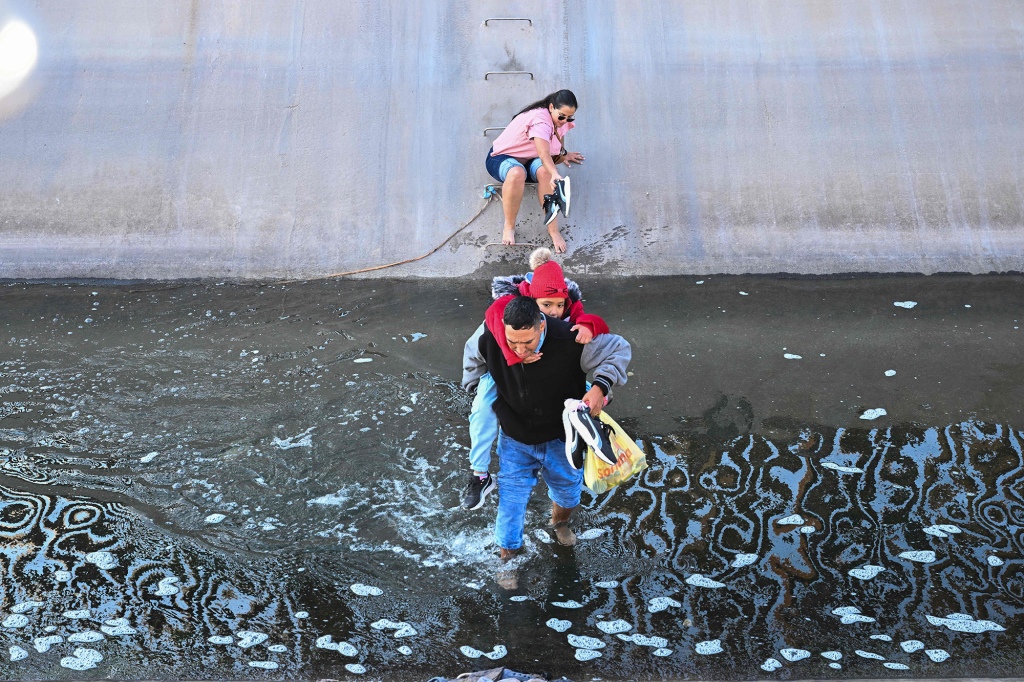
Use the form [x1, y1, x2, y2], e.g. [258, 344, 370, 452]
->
[542, 193, 560, 226]
[553, 176, 571, 218]
[461, 472, 496, 510]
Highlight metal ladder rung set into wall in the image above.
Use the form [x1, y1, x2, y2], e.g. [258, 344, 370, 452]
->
[482, 17, 535, 199]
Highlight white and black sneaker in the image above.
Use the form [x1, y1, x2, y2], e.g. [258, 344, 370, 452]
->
[542, 193, 560, 226]
[461, 473, 496, 510]
[563, 403, 587, 470]
[568, 406, 617, 465]
[553, 176, 571, 218]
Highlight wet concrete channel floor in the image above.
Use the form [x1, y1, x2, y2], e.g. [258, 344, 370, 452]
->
[0, 274, 1022, 681]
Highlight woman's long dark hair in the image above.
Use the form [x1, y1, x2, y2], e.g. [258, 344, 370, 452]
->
[514, 89, 577, 120]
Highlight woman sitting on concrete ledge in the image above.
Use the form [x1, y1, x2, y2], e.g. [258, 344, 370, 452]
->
[486, 89, 585, 254]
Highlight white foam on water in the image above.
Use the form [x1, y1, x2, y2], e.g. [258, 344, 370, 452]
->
[249, 661, 278, 670]
[337, 642, 358, 656]
[70, 647, 102, 665]
[204, 513, 227, 524]
[780, 648, 810, 661]
[885, 370, 897, 376]
[884, 662, 910, 670]
[60, 655, 97, 671]
[934, 524, 961, 533]
[10, 601, 43, 614]
[923, 526, 948, 538]
[822, 461, 864, 474]
[761, 658, 782, 671]
[394, 624, 417, 638]
[370, 619, 401, 630]
[84, 551, 118, 569]
[860, 408, 887, 420]
[594, 580, 620, 588]
[731, 553, 758, 568]
[353, 358, 373, 364]
[831, 607, 876, 624]
[545, 619, 572, 633]
[925, 649, 950, 662]
[870, 634, 892, 642]
[855, 650, 885, 660]
[533, 528, 554, 544]
[295, 611, 309, 619]
[409, 333, 427, 342]
[777, 514, 804, 525]
[739, 291, 749, 295]
[154, 576, 180, 596]
[350, 583, 383, 596]
[551, 600, 584, 609]
[568, 635, 605, 650]
[987, 555, 1004, 566]
[236, 631, 269, 648]
[9, 646, 28, 662]
[848, 565, 884, 580]
[68, 630, 104, 643]
[894, 301, 918, 309]
[829, 662, 842, 669]
[686, 574, 726, 589]
[509, 595, 529, 602]
[647, 597, 681, 613]
[344, 663, 366, 673]
[140, 451, 159, 463]
[652, 648, 673, 657]
[2, 614, 28, 628]
[577, 528, 607, 540]
[596, 620, 631, 634]
[267, 645, 287, 653]
[54, 571, 71, 581]
[783, 354, 802, 360]
[273, 427, 315, 450]
[618, 634, 669, 648]
[208, 636, 232, 645]
[695, 639, 723, 655]
[926, 613, 1004, 633]
[900, 640, 924, 653]
[33, 635, 63, 653]
[575, 649, 602, 661]
[899, 550, 937, 563]
[398, 646, 412, 655]
[459, 646, 483, 658]
[800, 526, 815, 534]
[483, 645, 507, 660]
[821, 651, 842, 660]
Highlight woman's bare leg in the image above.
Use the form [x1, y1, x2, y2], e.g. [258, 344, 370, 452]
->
[501, 166, 527, 246]
[535, 166, 567, 253]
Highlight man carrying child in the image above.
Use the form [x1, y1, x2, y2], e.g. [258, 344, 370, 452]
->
[462, 295, 631, 558]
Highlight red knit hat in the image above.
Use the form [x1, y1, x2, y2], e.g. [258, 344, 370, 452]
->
[529, 261, 569, 300]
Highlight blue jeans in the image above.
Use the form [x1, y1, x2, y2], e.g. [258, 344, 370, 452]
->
[468, 373, 499, 472]
[494, 431, 583, 550]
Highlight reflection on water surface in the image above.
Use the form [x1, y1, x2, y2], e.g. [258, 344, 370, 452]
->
[0, 280, 1021, 680]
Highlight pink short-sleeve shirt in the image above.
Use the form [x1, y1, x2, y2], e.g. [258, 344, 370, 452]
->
[491, 108, 574, 159]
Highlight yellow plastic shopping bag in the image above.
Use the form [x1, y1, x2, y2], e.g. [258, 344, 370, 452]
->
[583, 410, 648, 494]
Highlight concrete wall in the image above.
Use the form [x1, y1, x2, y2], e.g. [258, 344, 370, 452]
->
[1, 0, 1022, 279]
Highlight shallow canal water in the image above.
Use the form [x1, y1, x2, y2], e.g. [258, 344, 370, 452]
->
[0, 275, 1022, 680]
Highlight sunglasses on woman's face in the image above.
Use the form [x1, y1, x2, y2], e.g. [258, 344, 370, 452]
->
[556, 113, 575, 122]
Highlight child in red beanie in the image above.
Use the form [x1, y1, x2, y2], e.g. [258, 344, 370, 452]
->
[460, 248, 610, 511]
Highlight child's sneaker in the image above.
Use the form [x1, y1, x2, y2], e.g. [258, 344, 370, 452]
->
[542, 193, 560, 226]
[553, 176, 571, 218]
[461, 472, 496, 510]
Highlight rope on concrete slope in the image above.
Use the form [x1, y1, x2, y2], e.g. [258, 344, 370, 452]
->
[278, 195, 496, 283]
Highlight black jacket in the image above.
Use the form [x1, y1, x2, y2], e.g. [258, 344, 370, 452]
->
[479, 315, 586, 444]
